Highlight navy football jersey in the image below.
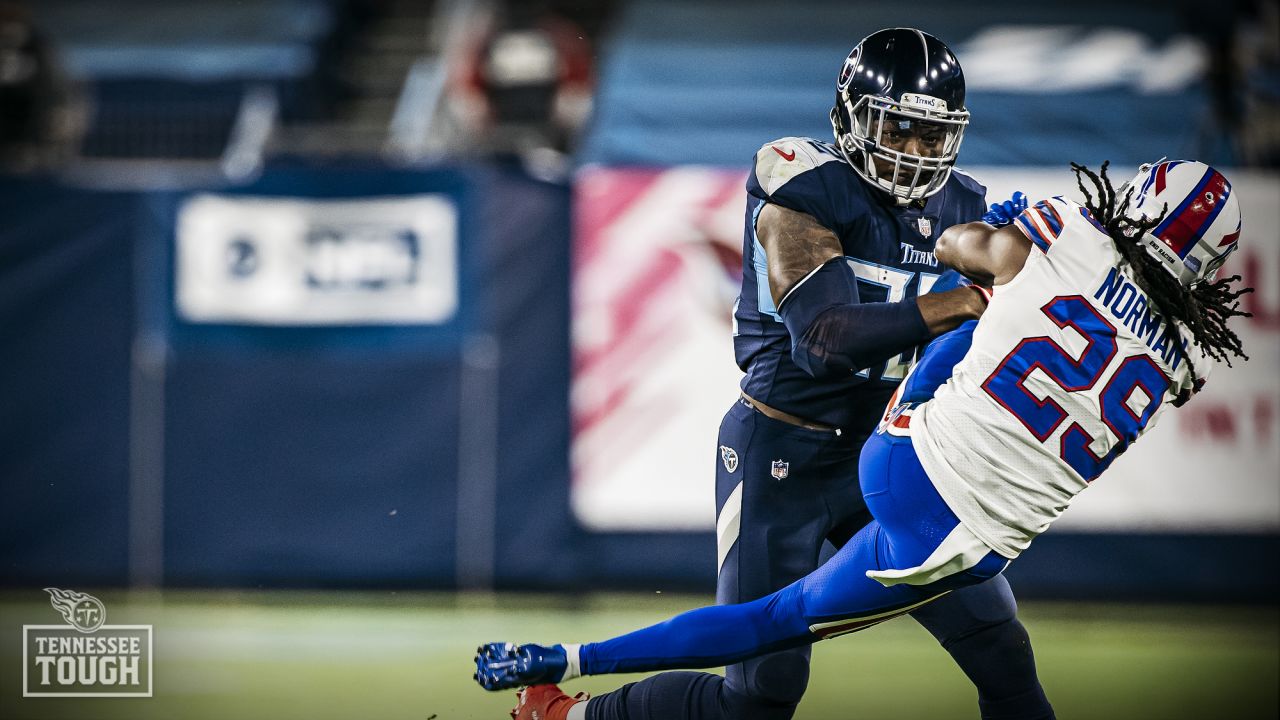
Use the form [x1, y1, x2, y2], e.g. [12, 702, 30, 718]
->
[733, 136, 987, 429]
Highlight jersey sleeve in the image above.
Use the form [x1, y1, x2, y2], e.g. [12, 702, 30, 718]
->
[746, 137, 849, 232]
[1011, 196, 1074, 254]
[1013, 196, 1120, 279]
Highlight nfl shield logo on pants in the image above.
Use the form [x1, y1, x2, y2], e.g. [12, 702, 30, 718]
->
[771, 459, 789, 480]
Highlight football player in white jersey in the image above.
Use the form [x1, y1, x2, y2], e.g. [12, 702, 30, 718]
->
[473, 160, 1251, 709]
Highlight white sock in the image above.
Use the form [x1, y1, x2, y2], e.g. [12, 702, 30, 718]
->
[559, 643, 582, 682]
[568, 696, 591, 717]
[566, 699, 589, 720]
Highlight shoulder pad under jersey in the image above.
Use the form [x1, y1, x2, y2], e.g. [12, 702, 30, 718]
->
[1013, 196, 1090, 253]
[948, 166, 988, 200]
[752, 137, 843, 196]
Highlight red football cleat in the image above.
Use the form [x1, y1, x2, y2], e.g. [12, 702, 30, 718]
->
[509, 684, 587, 720]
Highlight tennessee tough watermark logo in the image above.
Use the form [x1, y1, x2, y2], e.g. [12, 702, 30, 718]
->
[23, 588, 153, 698]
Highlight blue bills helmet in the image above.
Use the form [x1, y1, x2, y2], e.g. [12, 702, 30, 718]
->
[830, 28, 970, 202]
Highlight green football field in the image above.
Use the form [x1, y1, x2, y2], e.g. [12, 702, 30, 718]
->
[1, 590, 1275, 720]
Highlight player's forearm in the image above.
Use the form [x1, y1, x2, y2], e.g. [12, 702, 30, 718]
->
[790, 301, 931, 378]
[916, 287, 987, 336]
[779, 259, 932, 378]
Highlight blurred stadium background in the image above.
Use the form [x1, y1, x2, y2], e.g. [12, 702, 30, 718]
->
[1, 0, 1277, 718]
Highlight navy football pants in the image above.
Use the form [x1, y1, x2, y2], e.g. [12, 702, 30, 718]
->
[585, 401, 1053, 720]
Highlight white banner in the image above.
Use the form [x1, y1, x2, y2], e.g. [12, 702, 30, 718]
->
[571, 166, 1280, 533]
[176, 194, 458, 325]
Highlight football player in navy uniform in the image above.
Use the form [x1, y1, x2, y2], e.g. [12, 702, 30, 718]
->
[479, 28, 1054, 720]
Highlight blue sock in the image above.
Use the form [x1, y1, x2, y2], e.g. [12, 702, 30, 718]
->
[580, 585, 813, 676]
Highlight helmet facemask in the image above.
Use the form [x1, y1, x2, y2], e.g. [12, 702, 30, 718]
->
[833, 93, 968, 202]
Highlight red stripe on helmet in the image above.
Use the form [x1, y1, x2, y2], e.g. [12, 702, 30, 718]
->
[1157, 169, 1228, 258]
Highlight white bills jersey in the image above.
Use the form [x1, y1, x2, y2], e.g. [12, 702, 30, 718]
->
[911, 197, 1210, 558]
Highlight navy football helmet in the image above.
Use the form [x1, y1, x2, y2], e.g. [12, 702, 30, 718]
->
[830, 28, 970, 202]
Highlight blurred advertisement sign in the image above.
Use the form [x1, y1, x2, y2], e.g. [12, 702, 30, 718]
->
[176, 194, 458, 324]
[571, 167, 1280, 533]
[570, 167, 751, 530]
[959, 26, 1205, 94]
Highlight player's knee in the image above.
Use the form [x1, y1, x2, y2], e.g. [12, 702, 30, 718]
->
[912, 577, 1020, 649]
[975, 616, 1035, 664]
[624, 671, 727, 720]
[948, 576, 1018, 628]
[961, 618, 1046, 702]
[743, 651, 810, 707]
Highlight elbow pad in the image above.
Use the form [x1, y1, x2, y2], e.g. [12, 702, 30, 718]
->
[779, 260, 930, 378]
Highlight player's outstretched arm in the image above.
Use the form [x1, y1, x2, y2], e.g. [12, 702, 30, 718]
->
[934, 221, 1031, 287]
[756, 203, 987, 378]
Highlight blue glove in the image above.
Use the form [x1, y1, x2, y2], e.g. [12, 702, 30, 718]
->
[981, 191, 1027, 227]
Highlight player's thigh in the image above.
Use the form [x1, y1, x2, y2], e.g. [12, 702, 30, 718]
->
[715, 403, 849, 604]
[798, 520, 933, 625]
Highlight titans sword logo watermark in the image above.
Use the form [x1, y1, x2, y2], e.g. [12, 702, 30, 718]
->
[22, 588, 153, 697]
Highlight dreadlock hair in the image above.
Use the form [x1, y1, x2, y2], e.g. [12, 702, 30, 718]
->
[1070, 161, 1252, 402]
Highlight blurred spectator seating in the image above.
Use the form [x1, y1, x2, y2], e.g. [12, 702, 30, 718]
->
[31, 0, 345, 160]
[578, 0, 1230, 168]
